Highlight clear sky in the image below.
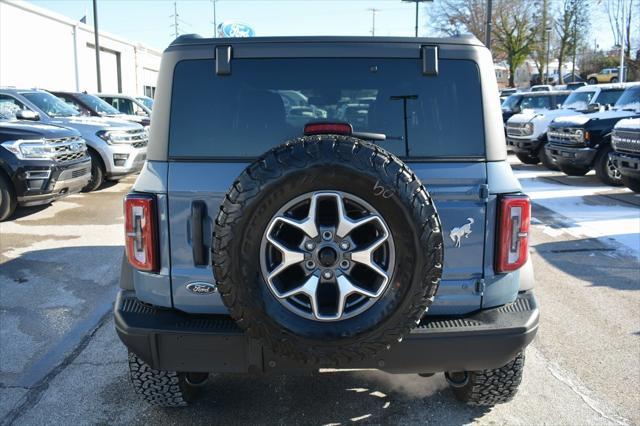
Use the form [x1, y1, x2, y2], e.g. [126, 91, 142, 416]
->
[28, 0, 616, 52]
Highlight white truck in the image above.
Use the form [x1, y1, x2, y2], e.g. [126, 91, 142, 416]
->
[505, 83, 627, 168]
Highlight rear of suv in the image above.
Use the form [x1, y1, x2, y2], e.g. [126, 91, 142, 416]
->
[115, 35, 538, 408]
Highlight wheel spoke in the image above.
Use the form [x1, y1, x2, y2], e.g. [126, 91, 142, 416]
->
[277, 275, 319, 300]
[350, 233, 390, 291]
[266, 235, 305, 283]
[331, 193, 385, 239]
[334, 275, 379, 319]
[272, 194, 319, 238]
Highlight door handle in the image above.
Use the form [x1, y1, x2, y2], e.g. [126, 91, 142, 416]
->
[191, 201, 207, 266]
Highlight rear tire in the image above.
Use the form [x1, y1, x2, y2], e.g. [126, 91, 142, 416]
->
[128, 352, 198, 407]
[0, 172, 16, 222]
[594, 147, 622, 186]
[515, 152, 540, 165]
[559, 164, 590, 176]
[610, 77, 619, 83]
[82, 149, 105, 192]
[622, 176, 640, 193]
[447, 352, 525, 407]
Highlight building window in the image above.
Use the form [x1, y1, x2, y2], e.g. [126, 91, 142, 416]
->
[144, 86, 156, 98]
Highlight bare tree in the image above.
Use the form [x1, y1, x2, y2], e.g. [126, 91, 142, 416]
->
[554, 0, 590, 83]
[492, 1, 539, 86]
[530, 0, 550, 77]
[431, 0, 488, 41]
[604, 0, 635, 59]
[430, 0, 541, 86]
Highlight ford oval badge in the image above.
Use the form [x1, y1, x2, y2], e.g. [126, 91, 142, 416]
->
[186, 282, 217, 295]
[217, 21, 255, 38]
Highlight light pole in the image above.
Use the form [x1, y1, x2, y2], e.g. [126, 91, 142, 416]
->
[402, 0, 433, 37]
[368, 8, 379, 36]
[485, 0, 492, 49]
[545, 26, 551, 84]
[212, 0, 217, 37]
[92, 0, 101, 92]
[619, 2, 625, 82]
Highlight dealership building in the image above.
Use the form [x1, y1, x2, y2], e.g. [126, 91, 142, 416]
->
[0, 0, 161, 97]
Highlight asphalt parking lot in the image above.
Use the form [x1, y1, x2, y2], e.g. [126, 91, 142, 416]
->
[1, 158, 639, 425]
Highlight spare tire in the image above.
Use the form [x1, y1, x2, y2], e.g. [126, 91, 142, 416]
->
[213, 135, 443, 364]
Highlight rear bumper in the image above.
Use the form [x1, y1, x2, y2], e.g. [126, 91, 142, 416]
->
[610, 151, 640, 178]
[545, 144, 597, 168]
[114, 290, 539, 374]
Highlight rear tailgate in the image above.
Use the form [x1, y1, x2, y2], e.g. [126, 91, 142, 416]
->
[164, 49, 492, 315]
[167, 161, 486, 315]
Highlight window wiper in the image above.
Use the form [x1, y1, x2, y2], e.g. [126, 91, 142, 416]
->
[352, 131, 387, 141]
[390, 94, 418, 157]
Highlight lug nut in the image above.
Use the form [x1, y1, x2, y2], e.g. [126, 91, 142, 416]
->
[340, 260, 350, 269]
[339, 241, 350, 250]
[304, 241, 315, 251]
[322, 231, 333, 241]
[305, 260, 316, 270]
[322, 270, 333, 279]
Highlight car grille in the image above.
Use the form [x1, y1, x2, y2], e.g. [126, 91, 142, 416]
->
[71, 167, 90, 178]
[113, 128, 149, 145]
[506, 123, 530, 137]
[547, 127, 583, 146]
[612, 130, 640, 154]
[48, 136, 89, 163]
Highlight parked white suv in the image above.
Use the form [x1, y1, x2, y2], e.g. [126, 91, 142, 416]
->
[505, 83, 627, 168]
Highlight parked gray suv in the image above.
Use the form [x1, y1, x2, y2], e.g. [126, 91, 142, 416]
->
[116, 35, 539, 408]
[0, 88, 148, 191]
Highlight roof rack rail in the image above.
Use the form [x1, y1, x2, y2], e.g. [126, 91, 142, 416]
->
[170, 33, 203, 46]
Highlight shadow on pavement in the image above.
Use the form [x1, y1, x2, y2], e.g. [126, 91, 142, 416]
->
[534, 237, 639, 292]
[0, 246, 122, 388]
[122, 371, 491, 425]
[10, 204, 50, 220]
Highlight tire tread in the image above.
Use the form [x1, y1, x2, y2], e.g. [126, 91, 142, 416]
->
[212, 135, 443, 365]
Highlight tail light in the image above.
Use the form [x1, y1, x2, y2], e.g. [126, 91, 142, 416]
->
[496, 195, 530, 273]
[304, 122, 353, 136]
[124, 193, 158, 272]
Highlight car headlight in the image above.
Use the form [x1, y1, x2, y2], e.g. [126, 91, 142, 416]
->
[1, 139, 58, 160]
[97, 130, 131, 144]
[523, 122, 534, 135]
[574, 129, 584, 142]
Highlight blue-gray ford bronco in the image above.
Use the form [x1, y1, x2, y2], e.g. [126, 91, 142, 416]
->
[115, 35, 539, 408]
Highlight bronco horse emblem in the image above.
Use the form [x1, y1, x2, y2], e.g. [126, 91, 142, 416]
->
[449, 218, 474, 248]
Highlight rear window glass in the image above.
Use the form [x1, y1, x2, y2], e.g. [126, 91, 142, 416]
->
[169, 58, 485, 159]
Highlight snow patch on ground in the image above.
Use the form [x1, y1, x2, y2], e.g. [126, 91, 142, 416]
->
[517, 174, 640, 259]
